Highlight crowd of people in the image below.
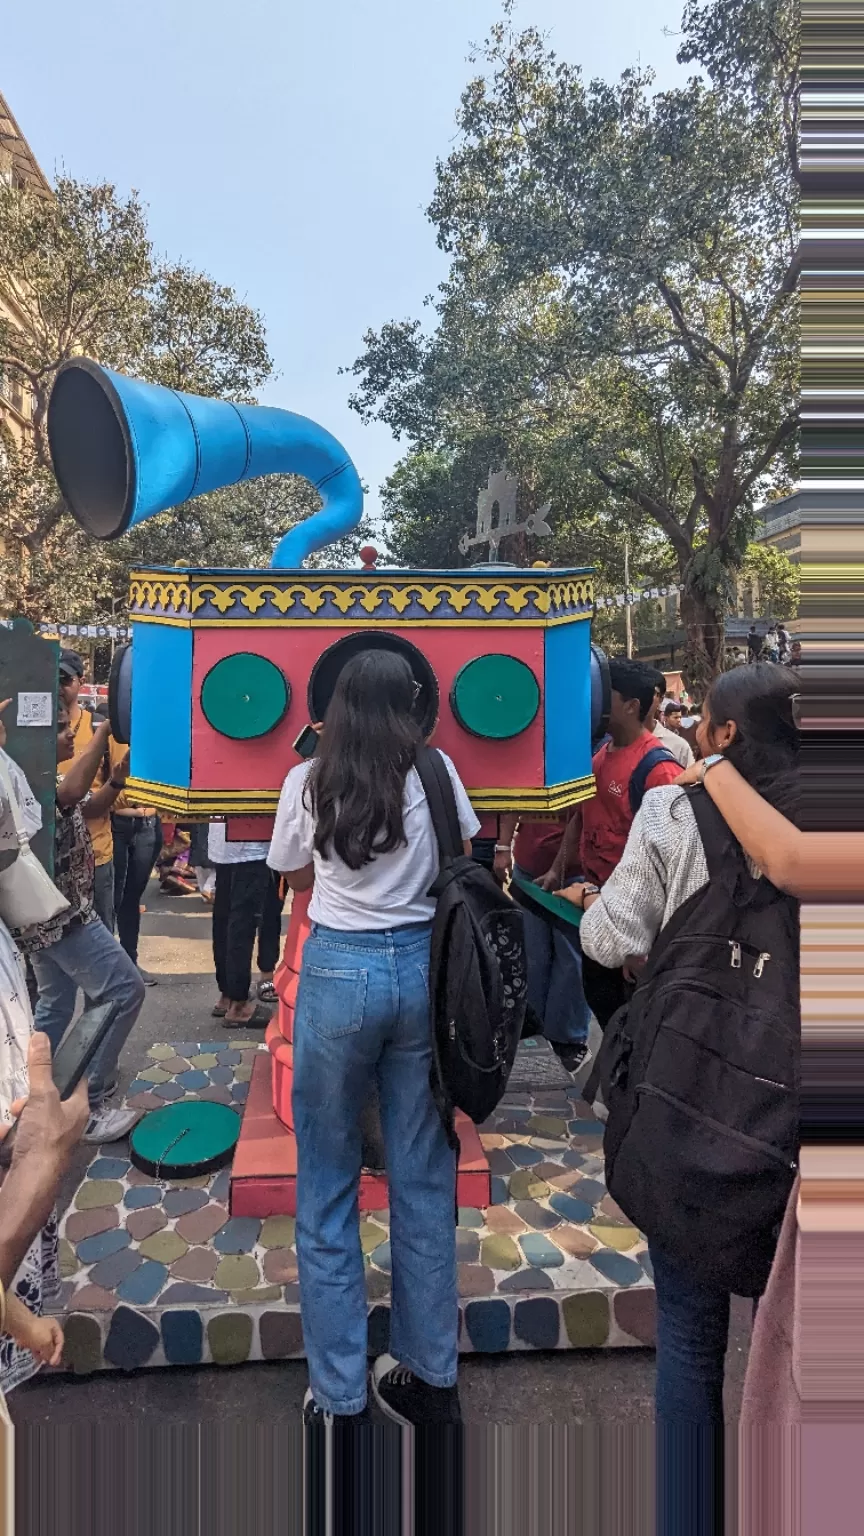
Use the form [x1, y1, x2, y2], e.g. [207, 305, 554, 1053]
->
[0, 630, 809, 1536]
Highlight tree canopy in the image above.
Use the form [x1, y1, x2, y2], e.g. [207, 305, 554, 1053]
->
[0, 176, 362, 620]
[347, 0, 799, 686]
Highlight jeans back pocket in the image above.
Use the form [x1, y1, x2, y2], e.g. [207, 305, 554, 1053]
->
[298, 964, 368, 1039]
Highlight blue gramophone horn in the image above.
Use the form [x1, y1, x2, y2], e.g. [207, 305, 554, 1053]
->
[47, 357, 363, 567]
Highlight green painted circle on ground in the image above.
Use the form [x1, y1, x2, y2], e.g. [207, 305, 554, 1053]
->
[451, 654, 540, 739]
[130, 1102, 241, 1179]
[201, 652, 289, 740]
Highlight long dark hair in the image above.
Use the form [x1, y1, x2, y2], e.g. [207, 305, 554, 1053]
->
[306, 650, 422, 869]
[705, 663, 800, 822]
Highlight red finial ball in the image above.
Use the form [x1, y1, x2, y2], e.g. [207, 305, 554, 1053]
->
[359, 545, 379, 570]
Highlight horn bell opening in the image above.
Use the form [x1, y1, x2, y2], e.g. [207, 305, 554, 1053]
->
[48, 362, 134, 539]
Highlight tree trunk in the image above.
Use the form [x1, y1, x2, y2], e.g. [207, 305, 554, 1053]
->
[680, 586, 726, 699]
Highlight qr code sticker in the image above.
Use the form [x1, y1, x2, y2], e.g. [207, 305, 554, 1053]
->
[17, 692, 53, 727]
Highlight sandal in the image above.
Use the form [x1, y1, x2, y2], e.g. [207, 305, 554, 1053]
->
[211, 1003, 228, 1018]
[257, 980, 278, 1003]
[224, 1002, 272, 1030]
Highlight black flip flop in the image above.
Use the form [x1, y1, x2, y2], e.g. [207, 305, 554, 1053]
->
[223, 1002, 272, 1030]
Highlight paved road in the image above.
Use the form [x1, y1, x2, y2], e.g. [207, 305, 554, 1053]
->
[12, 881, 752, 1427]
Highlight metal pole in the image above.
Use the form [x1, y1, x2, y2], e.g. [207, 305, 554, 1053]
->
[624, 536, 633, 659]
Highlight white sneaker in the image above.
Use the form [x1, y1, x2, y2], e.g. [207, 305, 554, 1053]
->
[83, 1104, 142, 1143]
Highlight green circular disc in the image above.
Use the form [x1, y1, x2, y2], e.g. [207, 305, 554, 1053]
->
[201, 653, 289, 740]
[130, 1101, 241, 1179]
[451, 654, 540, 740]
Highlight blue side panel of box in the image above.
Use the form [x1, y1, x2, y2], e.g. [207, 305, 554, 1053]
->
[130, 624, 193, 789]
[544, 622, 593, 787]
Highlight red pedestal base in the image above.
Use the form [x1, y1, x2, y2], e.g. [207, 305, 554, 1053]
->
[230, 1054, 491, 1217]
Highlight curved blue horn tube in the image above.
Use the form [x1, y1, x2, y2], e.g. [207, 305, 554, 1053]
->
[47, 358, 364, 567]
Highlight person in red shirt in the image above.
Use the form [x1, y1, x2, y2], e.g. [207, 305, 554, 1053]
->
[541, 658, 681, 1030]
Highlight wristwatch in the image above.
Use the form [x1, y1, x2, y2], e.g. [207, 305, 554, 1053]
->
[579, 883, 600, 909]
[697, 753, 725, 782]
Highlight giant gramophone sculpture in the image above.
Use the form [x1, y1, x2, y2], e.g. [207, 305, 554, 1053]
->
[48, 358, 609, 1211]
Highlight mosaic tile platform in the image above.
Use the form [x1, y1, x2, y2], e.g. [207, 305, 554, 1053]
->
[52, 1041, 656, 1374]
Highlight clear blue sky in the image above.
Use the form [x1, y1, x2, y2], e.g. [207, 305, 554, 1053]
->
[5, 0, 687, 528]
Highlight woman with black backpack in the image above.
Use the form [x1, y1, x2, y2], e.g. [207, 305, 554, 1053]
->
[557, 663, 800, 1536]
[267, 649, 479, 1434]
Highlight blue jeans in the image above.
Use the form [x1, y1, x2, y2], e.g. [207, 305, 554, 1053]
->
[514, 865, 589, 1046]
[93, 861, 115, 932]
[292, 922, 457, 1415]
[112, 814, 162, 965]
[30, 918, 146, 1107]
[651, 1245, 730, 1536]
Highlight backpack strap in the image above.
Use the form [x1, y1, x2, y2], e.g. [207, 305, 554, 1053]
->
[414, 746, 464, 863]
[628, 745, 677, 816]
[686, 784, 737, 881]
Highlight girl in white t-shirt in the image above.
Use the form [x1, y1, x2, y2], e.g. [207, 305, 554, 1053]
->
[268, 650, 479, 1432]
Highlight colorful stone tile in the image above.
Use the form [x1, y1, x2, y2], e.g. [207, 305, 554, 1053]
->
[464, 1300, 511, 1352]
[167, 1175, 210, 1189]
[480, 1234, 522, 1271]
[599, 1195, 630, 1223]
[163, 1189, 209, 1218]
[458, 1208, 484, 1229]
[104, 1305, 160, 1369]
[198, 1086, 234, 1106]
[518, 1234, 564, 1269]
[614, 1289, 656, 1345]
[513, 1200, 561, 1231]
[123, 1187, 162, 1210]
[231, 1286, 282, 1304]
[231, 1083, 249, 1105]
[639, 1250, 654, 1281]
[514, 1297, 561, 1349]
[358, 1221, 386, 1255]
[498, 1268, 554, 1293]
[138, 1067, 172, 1084]
[175, 1070, 209, 1091]
[65, 1207, 120, 1244]
[170, 1247, 220, 1283]
[87, 1158, 131, 1181]
[189, 1053, 218, 1070]
[257, 1215, 295, 1251]
[75, 1180, 124, 1211]
[161, 1283, 229, 1305]
[549, 1193, 595, 1225]
[208, 1313, 253, 1365]
[526, 1116, 568, 1138]
[175, 1204, 228, 1245]
[117, 1261, 168, 1305]
[210, 1170, 231, 1202]
[508, 1170, 551, 1201]
[89, 1249, 143, 1290]
[260, 1311, 304, 1359]
[154, 1082, 186, 1102]
[589, 1250, 643, 1286]
[67, 1284, 118, 1312]
[125, 1209, 168, 1243]
[76, 1229, 130, 1265]
[507, 1144, 544, 1168]
[126, 1091, 164, 1111]
[59, 1239, 78, 1277]
[217, 1049, 241, 1066]
[458, 1264, 496, 1297]
[234, 1065, 253, 1083]
[139, 1231, 188, 1264]
[208, 1066, 234, 1086]
[568, 1119, 603, 1136]
[261, 1249, 298, 1285]
[549, 1227, 599, 1260]
[148, 1045, 177, 1060]
[588, 1223, 640, 1253]
[478, 1134, 510, 1150]
[486, 1149, 516, 1175]
[569, 1178, 606, 1204]
[455, 1231, 480, 1264]
[370, 1241, 392, 1273]
[490, 1177, 509, 1207]
[62, 1313, 104, 1374]
[126, 1165, 160, 1187]
[161, 1310, 204, 1365]
[282, 1283, 301, 1305]
[562, 1293, 609, 1348]
[484, 1207, 528, 1237]
[214, 1255, 260, 1291]
[213, 1218, 261, 1255]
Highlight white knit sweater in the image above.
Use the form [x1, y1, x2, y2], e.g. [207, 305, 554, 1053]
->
[580, 785, 736, 968]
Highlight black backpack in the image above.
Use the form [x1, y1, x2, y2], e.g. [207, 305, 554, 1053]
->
[584, 787, 800, 1297]
[414, 747, 528, 1139]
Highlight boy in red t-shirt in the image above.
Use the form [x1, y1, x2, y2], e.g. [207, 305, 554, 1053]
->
[541, 658, 681, 1029]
